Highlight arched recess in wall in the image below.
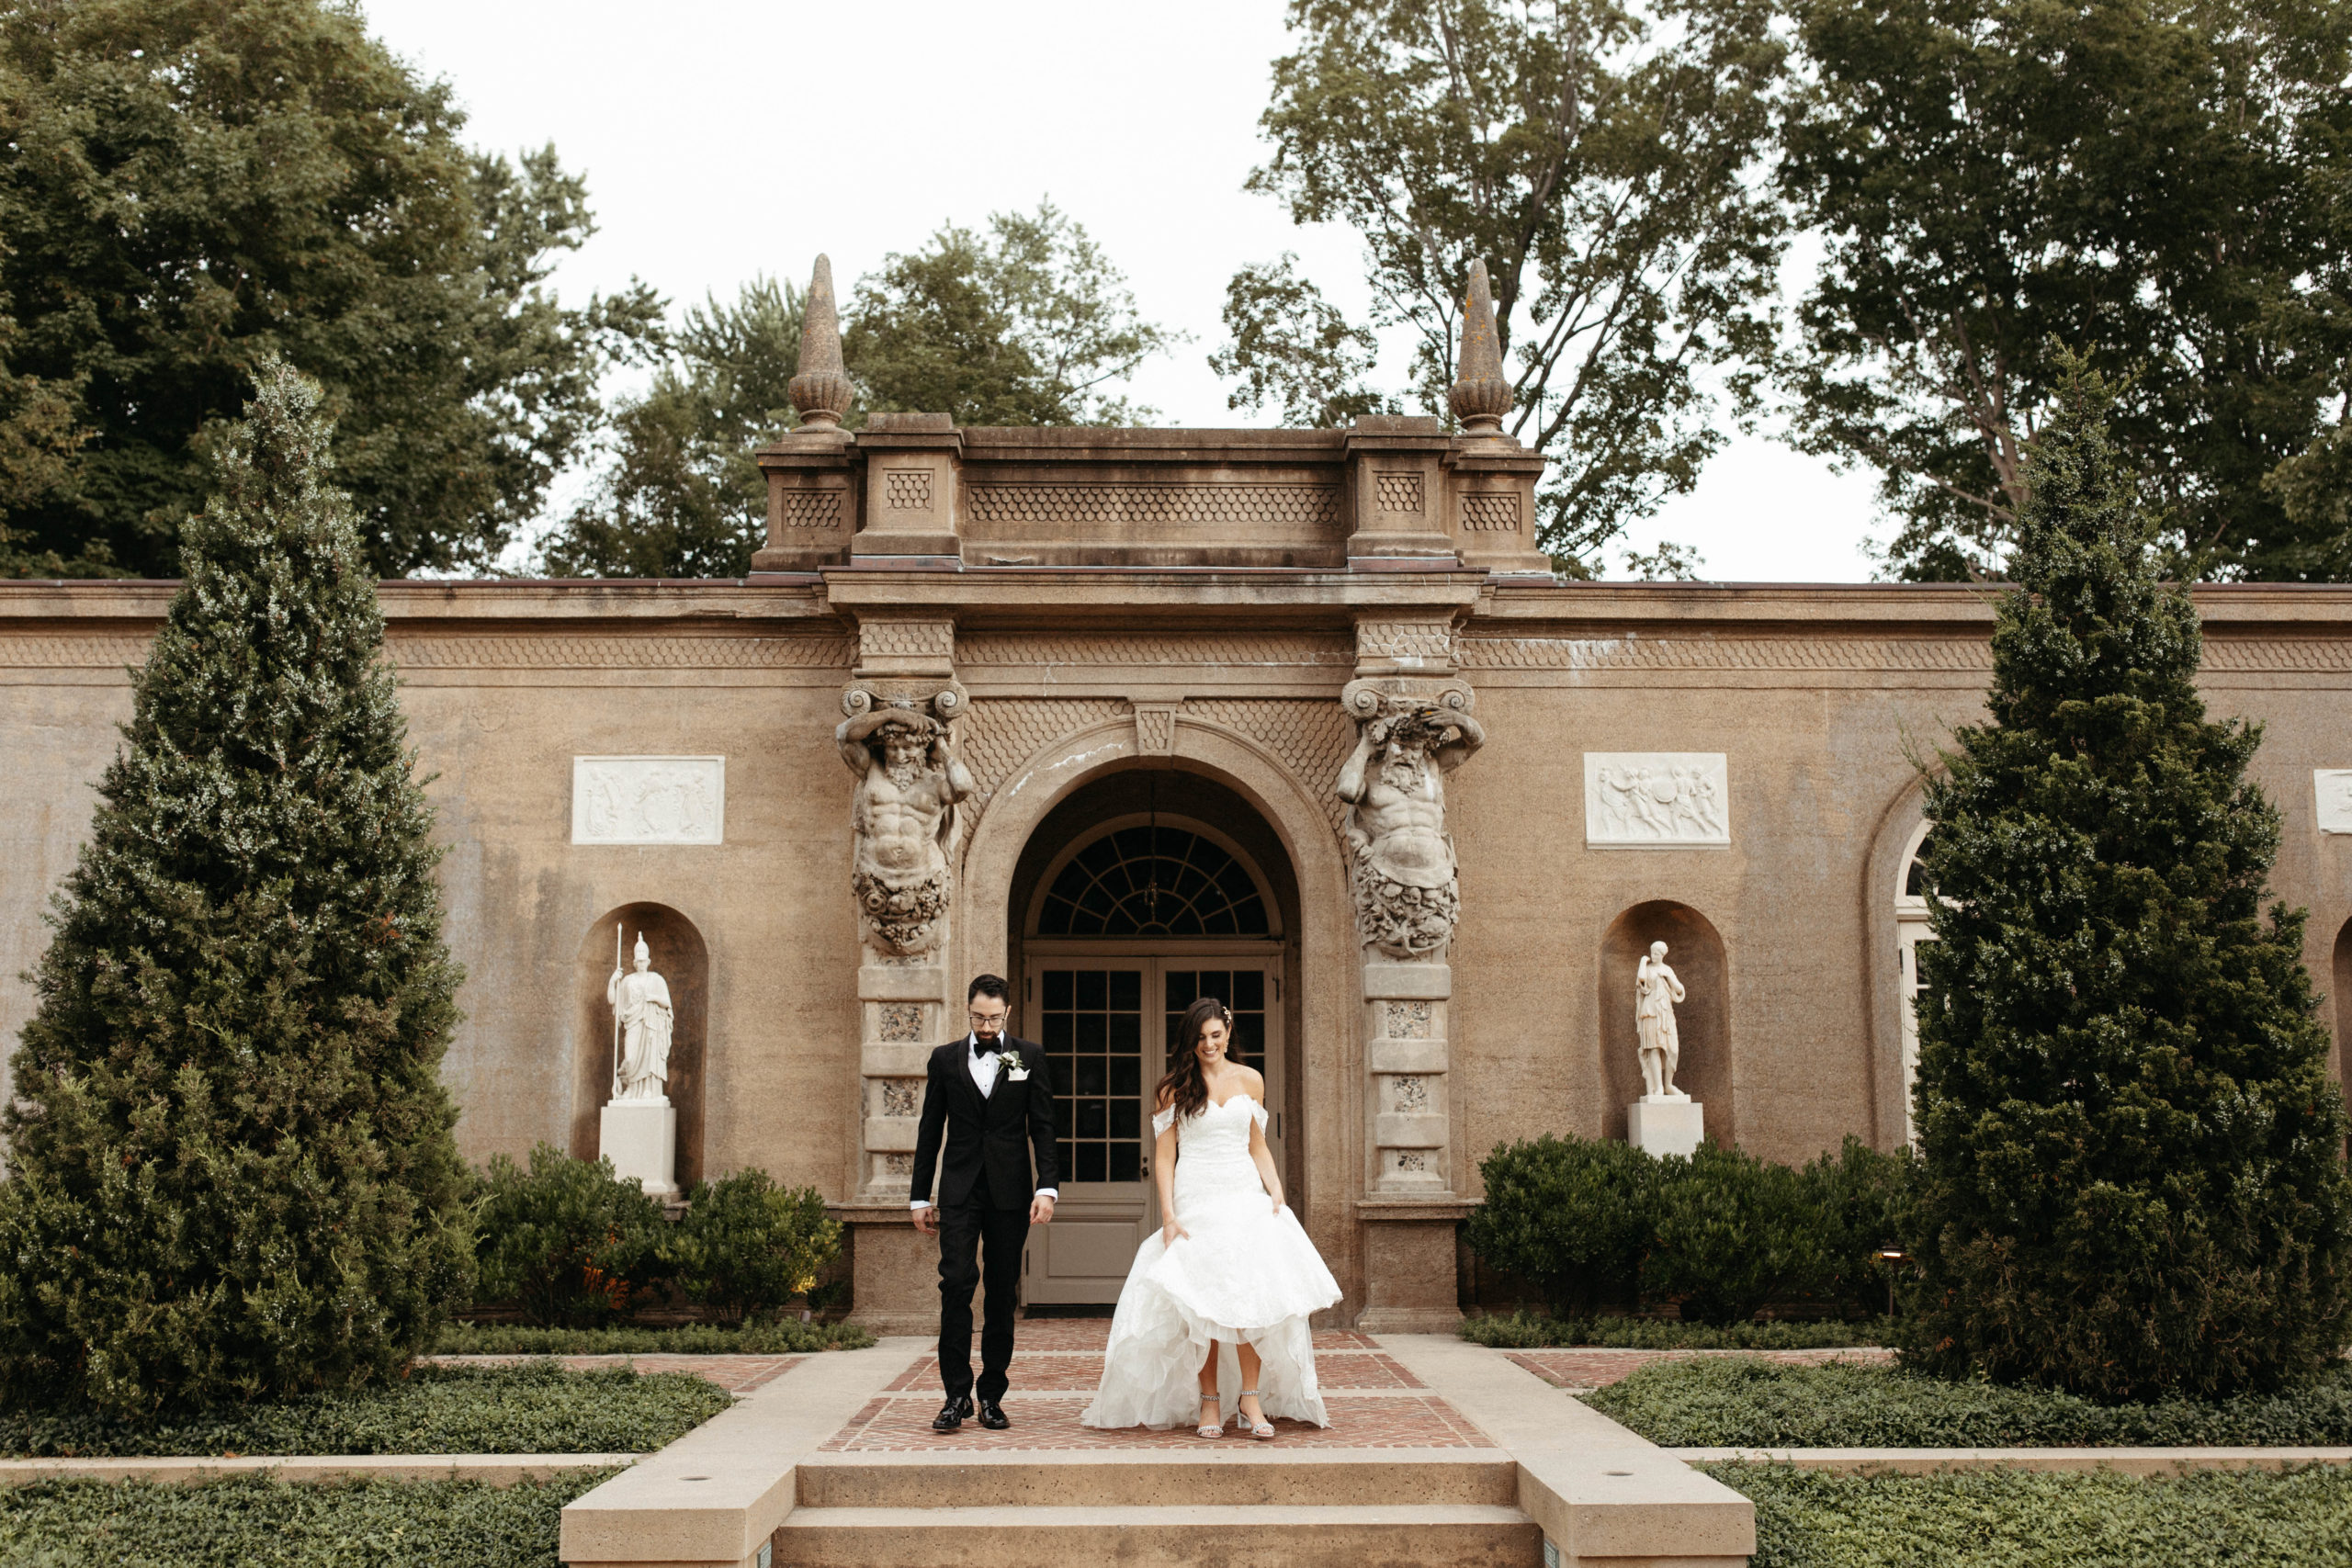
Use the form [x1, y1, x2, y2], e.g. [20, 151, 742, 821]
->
[572, 905, 707, 1189]
[1600, 902, 1731, 1146]
[2333, 919, 2352, 1092]
[1894, 821, 1936, 1145]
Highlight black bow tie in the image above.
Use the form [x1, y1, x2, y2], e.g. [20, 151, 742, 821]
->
[973, 1036, 998, 1056]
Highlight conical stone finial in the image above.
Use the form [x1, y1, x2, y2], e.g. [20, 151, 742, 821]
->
[788, 254, 853, 432]
[1448, 259, 1511, 437]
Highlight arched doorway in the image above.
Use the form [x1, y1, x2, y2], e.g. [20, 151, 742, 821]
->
[1008, 771, 1297, 1305]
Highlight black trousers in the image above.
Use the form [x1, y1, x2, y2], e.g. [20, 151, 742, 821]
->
[936, 1194, 1029, 1403]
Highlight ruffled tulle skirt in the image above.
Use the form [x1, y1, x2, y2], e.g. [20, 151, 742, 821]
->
[1079, 1179, 1343, 1429]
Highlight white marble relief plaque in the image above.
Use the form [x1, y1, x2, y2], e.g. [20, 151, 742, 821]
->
[1584, 753, 1730, 846]
[572, 756, 725, 845]
[2314, 771, 2352, 834]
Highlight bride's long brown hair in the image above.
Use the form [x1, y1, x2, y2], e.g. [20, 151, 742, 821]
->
[1155, 996, 1232, 1122]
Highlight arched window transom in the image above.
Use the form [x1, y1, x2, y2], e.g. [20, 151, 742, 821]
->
[1036, 825, 1271, 937]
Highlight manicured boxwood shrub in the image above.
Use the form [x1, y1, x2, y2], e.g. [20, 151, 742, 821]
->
[468, 1147, 846, 1330]
[1461, 1313, 1894, 1350]
[0, 1361, 730, 1458]
[1467, 1133, 1913, 1323]
[1585, 1356, 2352, 1448]
[1705, 1461, 2352, 1568]
[0, 1471, 614, 1568]
[435, 1319, 872, 1355]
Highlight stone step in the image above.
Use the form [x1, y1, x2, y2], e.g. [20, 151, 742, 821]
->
[795, 1450, 1519, 1508]
[771, 1503, 1541, 1568]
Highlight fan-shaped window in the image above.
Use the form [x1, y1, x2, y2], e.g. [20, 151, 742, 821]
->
[1036, 825, 1270, 937]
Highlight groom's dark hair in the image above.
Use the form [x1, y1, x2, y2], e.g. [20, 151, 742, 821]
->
[967, 974, 1011, 1004]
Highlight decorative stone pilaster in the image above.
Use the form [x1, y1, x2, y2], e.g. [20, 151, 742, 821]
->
[1342, 416, 1459, 564]
[854, 413, 964, 563]
[840, 614, 967, 1200]
[1337, 614, 1483, 1199]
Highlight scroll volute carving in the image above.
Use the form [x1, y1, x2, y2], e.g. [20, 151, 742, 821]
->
[1336, 680, 1485, 960]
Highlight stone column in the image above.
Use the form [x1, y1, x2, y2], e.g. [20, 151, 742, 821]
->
[1339, 615, 1484, 1330]
[836, 614, 968, 1329]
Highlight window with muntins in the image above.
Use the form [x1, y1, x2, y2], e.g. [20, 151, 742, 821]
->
[1035, 826, 1270, 937]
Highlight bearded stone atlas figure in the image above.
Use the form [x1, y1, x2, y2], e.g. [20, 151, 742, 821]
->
[1337, 697, 1485, 959]
[838, 702, 975, 957]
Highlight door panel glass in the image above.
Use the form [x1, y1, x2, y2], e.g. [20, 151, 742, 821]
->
[1039, 965, 1147, 1189]
[1162, 968, 1269, 1077]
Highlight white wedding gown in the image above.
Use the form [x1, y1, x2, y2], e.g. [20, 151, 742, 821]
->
[1080, 1095, 1343, 1428]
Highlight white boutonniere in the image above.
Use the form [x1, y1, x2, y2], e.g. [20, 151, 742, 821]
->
[997, 1049, 1029, 1081]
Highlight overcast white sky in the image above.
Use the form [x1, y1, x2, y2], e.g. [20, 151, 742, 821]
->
[364, 0, 1881, 581]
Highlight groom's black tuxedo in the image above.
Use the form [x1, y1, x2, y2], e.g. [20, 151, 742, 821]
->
[908, 1035, 1058, 1212]
[909, 1033, 1057, 1407]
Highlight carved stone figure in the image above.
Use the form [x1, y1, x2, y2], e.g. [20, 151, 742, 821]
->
[1338, 699, 1485, 958]
[838, 703, 974, 955]
[608, 933, 675, 1101]
[1635, 941, 1688, 1100]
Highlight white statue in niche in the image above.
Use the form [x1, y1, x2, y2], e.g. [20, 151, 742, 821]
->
[1634, 941, 1688, 1100]
[608, 932, 674, 1101]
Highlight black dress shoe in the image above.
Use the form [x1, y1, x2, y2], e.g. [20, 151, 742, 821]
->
[933, 1395, 973, 1431]
[977, 1399, 1011, 1430]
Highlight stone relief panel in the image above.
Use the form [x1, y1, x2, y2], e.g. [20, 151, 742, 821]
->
[880, 1080, 922, 1117]
[967, 482, 1341, 530]
[879, 1003, 927, 1042]
[571, 756, 725, 845]
[1393, 1075, 1430, 1112]
[1374, 471, 1425, 513]
[779, 491, 842, 528]
[2315, 770, 2352, 833]
[1384, 1000, 1433, 1039]
[1585, 752, 1730, 846]
[1461, 493, 1522, 532]
[884, 469, 934, 510]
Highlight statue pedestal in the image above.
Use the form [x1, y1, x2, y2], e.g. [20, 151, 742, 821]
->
[601, 1098, 678, 1197]
[1628, 1096, 1703, 1158]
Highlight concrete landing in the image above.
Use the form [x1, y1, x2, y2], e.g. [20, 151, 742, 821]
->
[560, 1322, 1754, 1568]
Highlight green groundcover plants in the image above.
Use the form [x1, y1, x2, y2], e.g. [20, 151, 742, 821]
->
[0, 1362, 729, 1458]
[1704, 1462, 2352, 1568]
[435, 1320, 873, 1355]
[0, 1470, 614, 1568]
[1460, 1314, 1894, 1350]
[1586, 1357, 2352, 1448]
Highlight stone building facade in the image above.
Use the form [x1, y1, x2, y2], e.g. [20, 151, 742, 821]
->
[6, 270, 2352, 1330]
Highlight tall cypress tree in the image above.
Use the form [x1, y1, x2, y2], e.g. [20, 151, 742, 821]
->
[1906, 355, 2352, 1402]
[0, 361, 471, 1416]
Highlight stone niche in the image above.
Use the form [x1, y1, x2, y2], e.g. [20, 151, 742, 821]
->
[1599, 901, 1732, 1147]
[572, 903, 708, 1189]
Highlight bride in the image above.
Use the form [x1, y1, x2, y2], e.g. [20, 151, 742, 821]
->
[1080, 996, 1342, 1438]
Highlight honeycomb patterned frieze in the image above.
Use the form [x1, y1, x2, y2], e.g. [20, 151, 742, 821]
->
[1182, 698, 1357, 837]
[1461, 493, 1521, 532]
[1456, 635, 1996, 672]
[959, 697, 1132, 807]
[390, 634, 854, 670]
[1357, 621, 1453, 662]
[967, 482, 1341, 531]
[857, 620, 956, 660]
[1375, 471, 1425, 514]
[779, 491, 843, 529]
[957, 633, 1351, 669]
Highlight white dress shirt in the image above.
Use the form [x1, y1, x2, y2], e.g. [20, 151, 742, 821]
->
[912, 1033, 1058, 1208]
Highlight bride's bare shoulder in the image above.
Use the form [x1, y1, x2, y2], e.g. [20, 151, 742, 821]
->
[1154, 1083, 1176, 1111]
[1238, 1064, 1266, 1099]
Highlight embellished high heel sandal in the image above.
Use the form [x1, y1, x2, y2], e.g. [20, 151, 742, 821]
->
[1196, 1394, 1224, 1438]
[1238, 1390, 1275, 1439]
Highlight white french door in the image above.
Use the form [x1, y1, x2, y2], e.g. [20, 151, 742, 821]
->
[1019, 944, 1283, 1304]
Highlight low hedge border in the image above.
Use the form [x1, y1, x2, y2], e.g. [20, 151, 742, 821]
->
[0, 1362, 731, 1459]
[1703, 1461, 2352, 1568]
[434, 1319, 873, 1355]
[0, 1469, 616, 1568]
[1585, 1358, 2352, 1449]
[1462, 1311, 1894, 1350]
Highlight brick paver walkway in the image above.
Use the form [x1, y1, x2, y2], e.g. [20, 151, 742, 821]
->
[822, 1392, 1492, 1450]
[887, 1349, 1425, 1392]
[1504, 1347, 1894, 1391]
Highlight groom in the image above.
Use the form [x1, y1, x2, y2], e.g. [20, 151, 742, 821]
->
[909, 974, 1057, 1431]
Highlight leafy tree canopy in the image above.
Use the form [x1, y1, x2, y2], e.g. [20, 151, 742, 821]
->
[1906, 352, 2352, 1400]
[547, 204, 1173, 578]
[1217, 0, 1789, 571]
[0, 0, 658, 580]
[1781, 0, 2352, 581]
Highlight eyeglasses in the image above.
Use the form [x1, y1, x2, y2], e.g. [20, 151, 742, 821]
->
[967, 1010, 1008, 1026]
